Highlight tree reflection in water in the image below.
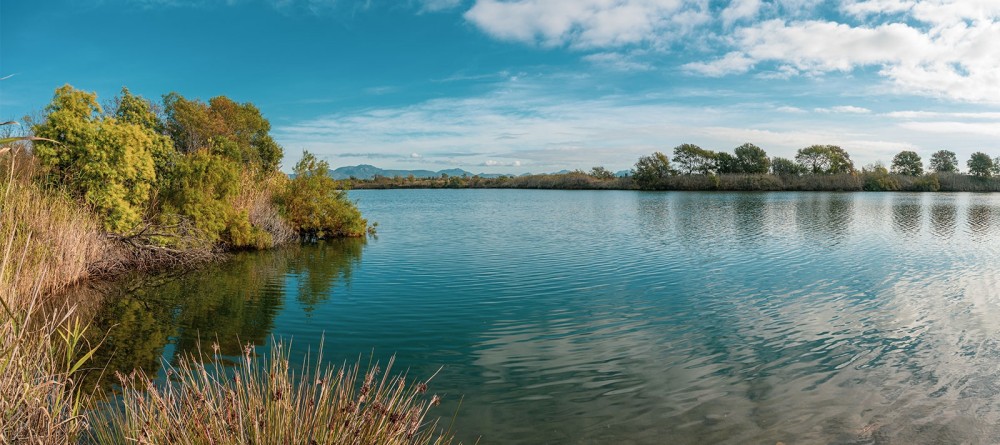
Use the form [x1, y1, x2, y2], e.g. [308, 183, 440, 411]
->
[78, 239, 365, 393]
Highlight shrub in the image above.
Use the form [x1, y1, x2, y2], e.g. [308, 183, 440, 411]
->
[280, 152, 369, 238]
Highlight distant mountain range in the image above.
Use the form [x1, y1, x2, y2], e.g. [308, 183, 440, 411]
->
[328, 164, 632, 180]
[328, 165, 508, 180]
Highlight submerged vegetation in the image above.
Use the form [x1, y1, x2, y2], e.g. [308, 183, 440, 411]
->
[349, 144, 1000, 193]
[0, 86, 455, 444]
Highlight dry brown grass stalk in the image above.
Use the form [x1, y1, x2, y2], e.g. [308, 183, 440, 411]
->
[89, 340, 456, 445]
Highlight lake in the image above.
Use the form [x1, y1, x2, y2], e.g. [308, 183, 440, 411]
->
[85, 190, 1000, 444]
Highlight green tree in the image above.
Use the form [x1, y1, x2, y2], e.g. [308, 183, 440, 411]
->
[967, 152, 994, 178]
[632, 151, 672, 188]
[280, 151, 368, 238]
[158, 150, 247, 246]
[891, 150, 923, 176]
[715, 152, 738, 174]
[929, 150, 959, 173]
[771, 157, 804, 176]
[589, 166, 615, 180]
[163, 93, 282, 171]
[33, 85, 160, 232]
[795, 145, 854, 174]
[673, 144, 716, 175]
[112, 87, 176, 182]
[733, 143, 770, 174]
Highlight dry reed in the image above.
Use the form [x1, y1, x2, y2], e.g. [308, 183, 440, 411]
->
[88, 340, 456, 445]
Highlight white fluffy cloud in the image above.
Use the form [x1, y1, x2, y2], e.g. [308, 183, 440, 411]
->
[688, 14, 1000, 103]
[463, 0, 704, 48]
[463, 0, 1000, 104]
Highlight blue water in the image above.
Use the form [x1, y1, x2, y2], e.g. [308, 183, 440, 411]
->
[89, 190, 1000, 444]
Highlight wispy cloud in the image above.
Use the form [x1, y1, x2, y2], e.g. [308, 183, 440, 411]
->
[273, 77, 998, 173]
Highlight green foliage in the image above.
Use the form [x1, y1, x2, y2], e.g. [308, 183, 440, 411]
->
[929, 150, 958, 173]
[632, 151, 672, 189]
[967, 152, 994, 178]
[913, 174, 941, 192]
[795, 145, 854, 174]
[159, 150, 241, 244]
[33, 85, 164, 233]
[862, 163, 900, 191]
[771, 157, 805, 176]
[112, 87, 177, 184]
[733, 143, 770, 174]
[281, 151, 369, 238]
[673, 143, 716, 175]
[891, 150, 924, 176]
[163, 93, 282, 171]
[589, 166, 615, 180]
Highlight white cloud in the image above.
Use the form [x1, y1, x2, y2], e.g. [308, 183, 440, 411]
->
[885, 111, 1000, 119]
[721, 0, 761, 26]
[481, 159, 523, 167]
[582, 52, 653, 71]
[684, 51, 755, 76]
[776, 106, 807, 113]
[410, 152, 422, 158]
[420, 0, 463, 12]
[691, 3, 1000, 104]
[463, 0, 701, 48]
[815, 106, 873, 114]
[462, 0, 1000, 104]
[273, 78, 998, 173]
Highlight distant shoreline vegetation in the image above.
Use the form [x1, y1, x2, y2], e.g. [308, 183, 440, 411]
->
[346, 144, 1000, 193]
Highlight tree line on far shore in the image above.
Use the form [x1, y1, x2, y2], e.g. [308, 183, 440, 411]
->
[348, 143, 1000, 193]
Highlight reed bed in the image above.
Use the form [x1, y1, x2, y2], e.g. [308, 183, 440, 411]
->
[1, 151, 97, 443]
[88, 341, 456, 445]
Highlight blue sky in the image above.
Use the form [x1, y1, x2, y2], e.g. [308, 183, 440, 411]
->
[2, 0, 998, 174]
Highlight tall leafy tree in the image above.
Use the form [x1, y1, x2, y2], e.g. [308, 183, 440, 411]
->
[733, 143, 770, 174]
[771, 157, 804, 176]
[33, 85, 160, 232]
[929, 150, 959, 173]
[673, 143, 716, 175]
[795, 145, 854, 174]
[967, 152, 994, 177]
[715, 152, 738, 174]
[163, 93, 282, 171]
[632, 151, 672, 188]
[112, 87, 176, 182]
[891, 150, 924, 176]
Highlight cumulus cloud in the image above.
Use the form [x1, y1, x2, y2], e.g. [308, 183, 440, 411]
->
[463, 0, 706, 48]
[721, 0, 761, 26]
[462, 0, 1000, 104]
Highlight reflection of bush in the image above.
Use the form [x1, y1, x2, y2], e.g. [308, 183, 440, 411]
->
[290, 238, 366, 312]
[82, 240, 364, 391]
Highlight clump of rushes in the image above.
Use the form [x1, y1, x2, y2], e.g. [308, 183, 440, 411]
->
[89, 340, 455, 444]
[1, 144, 99, 444]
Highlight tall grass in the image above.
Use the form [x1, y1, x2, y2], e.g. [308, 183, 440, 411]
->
[0, 150, 105, 299]
[89, 342, 456, 444]
[1, 149, 98, 444]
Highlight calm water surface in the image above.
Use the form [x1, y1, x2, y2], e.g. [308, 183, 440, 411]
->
[87, 190, 1000, 444]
